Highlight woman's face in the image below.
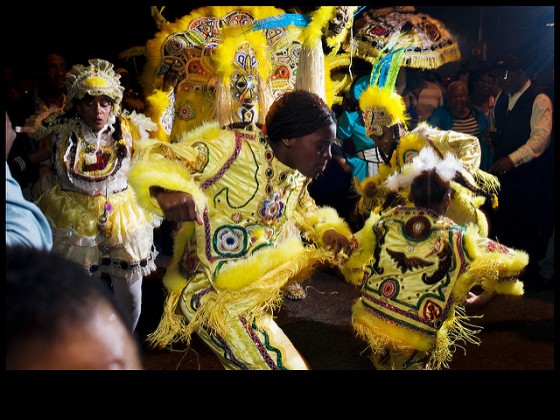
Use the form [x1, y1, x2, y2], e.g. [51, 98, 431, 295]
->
[289, 123, 336, 178]
[77, 95, 113, 132]
[447, 84, 470, 116]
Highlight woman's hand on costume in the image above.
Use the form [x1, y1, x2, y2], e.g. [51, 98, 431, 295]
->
[322, 229, 355, 258]
[152, 188, 203, 225]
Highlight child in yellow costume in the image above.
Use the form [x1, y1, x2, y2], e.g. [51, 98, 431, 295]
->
[342, 147, 527, 370]
[129, 24, 355, 371]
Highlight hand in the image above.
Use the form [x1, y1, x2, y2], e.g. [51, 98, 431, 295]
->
[489, 156, 514, 176]
[322, 229, 355, 258]
[152, 188, 203, 225]
[466, 290, 495, 307]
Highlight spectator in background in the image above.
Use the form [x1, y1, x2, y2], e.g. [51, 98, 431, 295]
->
[6, 246, 143, 370]
[401, 68, 422, 131]
[470, 69, 501, 170]
[401, 69, 445, 127]
[489, 54, 553, 282]
[5, 111, 52, 251]
[470, 69, 500, 118]
[116, 66, 146, 113]
[415, 69, 445, 123]
[7, 51, 68, 199]
[428, 80, 491, 170]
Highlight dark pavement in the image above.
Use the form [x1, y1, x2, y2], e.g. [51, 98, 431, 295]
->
[138, 262, 554, 371]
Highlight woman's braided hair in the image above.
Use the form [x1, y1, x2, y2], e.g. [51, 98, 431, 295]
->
[265, 90, 336, 143]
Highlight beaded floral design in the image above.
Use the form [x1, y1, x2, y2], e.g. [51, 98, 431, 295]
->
[213, 225, 247, 257]
[259, 192, 285, 225]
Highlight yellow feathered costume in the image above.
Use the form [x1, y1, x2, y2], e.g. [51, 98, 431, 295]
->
[129, 122, 352, 369]
[343, 206, 526, 370]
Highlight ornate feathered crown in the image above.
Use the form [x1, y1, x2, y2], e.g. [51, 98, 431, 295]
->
[359, 84, 408, 137]
[66, 58, 124, 113]
[212, 25, 273, 126]
[358, 47, 409, 137]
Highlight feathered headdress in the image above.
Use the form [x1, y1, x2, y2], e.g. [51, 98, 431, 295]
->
[295, 7, 358, 102]
[359, 84, 409, 137]
[358, 44, 409, 137]
[212, 25, 273, 127]
[66, 58, 124, 113]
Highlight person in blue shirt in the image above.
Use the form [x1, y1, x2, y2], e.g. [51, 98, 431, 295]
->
[6, 111, 53, 251]
[337, 74, 384, 182]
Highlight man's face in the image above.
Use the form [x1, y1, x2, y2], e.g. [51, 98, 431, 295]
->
[44, 53, 68, 91]
[493, 67, 521, 95]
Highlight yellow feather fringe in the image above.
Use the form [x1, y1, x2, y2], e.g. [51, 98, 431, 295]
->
[359, 84, 410, 129]
[148, 238, 331, 348]
[144, 89, 172, 142]
[340, 212, 380, 286]
[128, 151, 208, 217]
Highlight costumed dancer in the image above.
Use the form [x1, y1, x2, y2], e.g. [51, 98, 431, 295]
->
[128, 25, 355, 370]
[342, 147, 527, 370]
[352, 48, 500, 239]
[35, 59, 162, 332]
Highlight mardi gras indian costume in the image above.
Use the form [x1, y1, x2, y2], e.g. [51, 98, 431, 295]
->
[35, 59, 161, 330]
[342, 148, 527, 370]
[129, 27, 352, 370]
[354, 82, 499, 237]
[131, 5, 358, 141]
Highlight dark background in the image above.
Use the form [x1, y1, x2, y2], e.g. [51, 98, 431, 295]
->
[4, 4, 554, 84]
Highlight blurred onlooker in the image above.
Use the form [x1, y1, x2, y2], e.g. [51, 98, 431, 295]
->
[428, 80, 491, 170]
[470, 69, 501, 167]
[7, 51, 69, 199]
[5, 111, 53, 251]
[6, 246, 143, 370]
[403, 68, 445, 126]
[470, 69, 500, 118]
[116, 66, 146, 113]
[416, 69, 445, 122]
[401, 69, 422, 130]
[488, 54, 553, 280]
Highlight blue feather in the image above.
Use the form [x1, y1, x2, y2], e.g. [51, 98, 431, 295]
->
[251, 14, 310, 31]
[354, 6, 367, 17]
